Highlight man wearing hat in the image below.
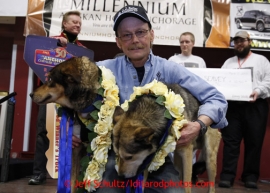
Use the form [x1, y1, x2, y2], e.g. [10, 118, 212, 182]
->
[219, 31, 270, 189]
[73, 5, 228, 192]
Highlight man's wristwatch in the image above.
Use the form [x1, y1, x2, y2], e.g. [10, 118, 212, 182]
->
[193, 119, 208, 136]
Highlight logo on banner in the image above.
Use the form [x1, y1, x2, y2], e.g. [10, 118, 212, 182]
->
[236, 6, 244, 16]
[34, 47, 73, 67]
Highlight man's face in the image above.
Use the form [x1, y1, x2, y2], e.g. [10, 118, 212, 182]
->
[63, 14, 81, 35]
[116, 17, 154, 66]
[179, 35, 194, 56]
[233, 37, 251, 58]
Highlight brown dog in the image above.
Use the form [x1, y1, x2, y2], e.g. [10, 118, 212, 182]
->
[30, 56, 102, 193]
[113, 84, 221, 193]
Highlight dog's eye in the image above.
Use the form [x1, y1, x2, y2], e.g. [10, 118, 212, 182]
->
[124, 156, 132, 160]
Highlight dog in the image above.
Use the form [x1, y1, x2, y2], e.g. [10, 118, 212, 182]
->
[113, 84, 221, 193]
[30, 56, 102, 193]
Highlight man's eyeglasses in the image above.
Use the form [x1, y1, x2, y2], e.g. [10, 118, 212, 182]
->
[234, 39, 248, 45]
[118, 29, 149, 41]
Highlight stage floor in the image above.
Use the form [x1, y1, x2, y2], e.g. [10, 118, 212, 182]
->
[0, 177, 269, 193]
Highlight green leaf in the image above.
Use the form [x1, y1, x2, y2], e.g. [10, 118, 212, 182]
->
[76, 187, 85, 193]
[90, 110, 99, 121]
[93, 100, 102, 110]
[135, 95, 141, 99]
[86, 122, 96, 132]
[164, 109, 172, 119]
[97, 87, 104, 97]
[88, 132, 98, 143]
[98, 76, 103, 84]
[77, 174, 84, 182]
[80, 155, 90, 168]
[87, 144, 93, 153]
[57, 107, 63, 117]
[155, 95, 165, 105]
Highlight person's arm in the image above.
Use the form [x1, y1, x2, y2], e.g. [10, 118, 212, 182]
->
[72, 135, 82, 148]
[166, 61, 228, 145]
[252, 57, 270, 100]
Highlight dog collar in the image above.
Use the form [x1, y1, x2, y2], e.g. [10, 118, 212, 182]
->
[137, 118, 173, 175]
[79, 94, 103, 113]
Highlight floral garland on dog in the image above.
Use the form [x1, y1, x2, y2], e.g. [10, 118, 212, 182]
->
[78, 66, 120, 192]
[119, 80, 188, 172]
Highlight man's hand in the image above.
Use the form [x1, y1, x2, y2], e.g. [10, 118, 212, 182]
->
[54, 37, 68, 47]
[176, 121, 200, 147]
[176, 115, 213, 147]
[250, 91, 259, 102]
[72, 135, 82, 148]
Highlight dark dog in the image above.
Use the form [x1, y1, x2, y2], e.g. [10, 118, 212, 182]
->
[113, 84, 221, 193]
[30, 56, 102, 193]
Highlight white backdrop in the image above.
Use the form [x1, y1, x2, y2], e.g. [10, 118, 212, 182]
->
[48, 0, 205, 46]
[0, 0, 28, 16]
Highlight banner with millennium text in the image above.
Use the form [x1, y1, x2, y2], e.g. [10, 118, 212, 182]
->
[25, 0, 207, 47]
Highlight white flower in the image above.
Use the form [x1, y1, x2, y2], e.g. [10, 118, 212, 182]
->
[150, 81, 168, 96]
[121, 101, 129, 111]
[171, 119, 188, 140]
[100, 66, 116, 84]
[164, 90, 185, 119]
[93, 145, 109, 165]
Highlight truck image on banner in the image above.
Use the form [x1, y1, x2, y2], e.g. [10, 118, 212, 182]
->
[230, 0, 270, 50]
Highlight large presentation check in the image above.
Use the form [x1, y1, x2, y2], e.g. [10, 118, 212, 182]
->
[188, 68, 253, 101]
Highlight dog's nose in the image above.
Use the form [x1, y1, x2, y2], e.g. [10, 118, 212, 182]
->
[29, 93, 33, 98]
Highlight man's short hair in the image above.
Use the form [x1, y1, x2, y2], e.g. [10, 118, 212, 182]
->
[62, 11, 81, 30]
[180, 32, 195, 44]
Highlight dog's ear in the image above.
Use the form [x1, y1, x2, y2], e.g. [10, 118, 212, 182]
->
[66, 74, 81, 84]
[134, 127, 155, 144]
[113, 106, 125, 124]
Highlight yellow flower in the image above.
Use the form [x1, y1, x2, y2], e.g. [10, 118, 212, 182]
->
[150, 81, 168, 96]
[148, 150, 165, 171]
[104, 100, 117, 108]
[84, 173, 101, 192]
[104, 94, 119, 107]
[94, 121, 109, 136]
[129, 87, 144, 101]
[85, 160, 100, 174]
[100, 66, 116, 84]
[141, 80, 155, 91]
[162, 135, 176, 153]
[99, 104, 114, 118]
[171, 119, 188, 139]
[91, 133, 112, 151]
[121, 101, 129, 111]
[93, 145, 109, 165]
[164, 90, 185, 119]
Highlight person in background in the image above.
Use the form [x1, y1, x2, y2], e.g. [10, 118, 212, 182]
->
[28, 10, 86, 185]
[72, 5, 228, 193]
[168, 32, 207, 183]
[168, 32, 206, 68]
[219, 31, 270, 189]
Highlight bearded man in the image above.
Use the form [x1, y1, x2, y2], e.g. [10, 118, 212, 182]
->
[219, 31, 270, 189]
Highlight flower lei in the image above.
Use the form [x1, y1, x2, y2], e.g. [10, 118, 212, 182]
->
[78, 66, 119, 192]
[120, 80, 188, 172]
